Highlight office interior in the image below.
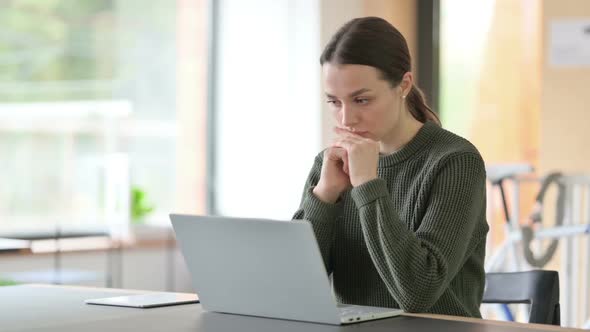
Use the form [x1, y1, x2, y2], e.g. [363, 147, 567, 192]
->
[1, 0, 589, 330]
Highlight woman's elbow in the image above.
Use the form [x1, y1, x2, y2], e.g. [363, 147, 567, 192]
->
[397, 297, 436, 313]
[395, 283, 442, 313]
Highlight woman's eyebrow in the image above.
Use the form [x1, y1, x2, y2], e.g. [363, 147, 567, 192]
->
[325, 88, 371, 99]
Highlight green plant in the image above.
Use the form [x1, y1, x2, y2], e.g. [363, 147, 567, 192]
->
[130, 186, 155, 224]
[0, 279, 18, 286]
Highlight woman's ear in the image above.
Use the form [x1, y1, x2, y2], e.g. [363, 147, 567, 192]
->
[400, 72, 414, 97]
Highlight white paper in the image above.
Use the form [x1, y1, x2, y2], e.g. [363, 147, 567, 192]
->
[549, 19, 590, 67]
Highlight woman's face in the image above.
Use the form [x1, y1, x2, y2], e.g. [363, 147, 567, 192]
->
[323, 63, 409, 142]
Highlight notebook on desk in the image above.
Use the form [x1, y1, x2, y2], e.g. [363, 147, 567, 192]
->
[85, 292, 199, 308]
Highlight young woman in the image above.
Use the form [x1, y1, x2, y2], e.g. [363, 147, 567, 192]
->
[293, 17, 489, 318]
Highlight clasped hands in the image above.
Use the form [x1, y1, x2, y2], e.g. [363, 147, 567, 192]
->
[313, 127, 379, 203]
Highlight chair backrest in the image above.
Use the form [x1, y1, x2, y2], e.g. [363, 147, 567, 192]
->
[483, 270, 560, 325]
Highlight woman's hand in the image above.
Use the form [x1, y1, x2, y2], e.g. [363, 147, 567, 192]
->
[313, 147, 352, 203]
[333, 127, 379, 187]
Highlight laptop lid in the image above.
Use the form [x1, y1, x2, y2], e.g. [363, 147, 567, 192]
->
[170, 214, 341, 324]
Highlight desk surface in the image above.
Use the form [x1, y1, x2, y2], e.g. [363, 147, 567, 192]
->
[0, 284, 582, 332]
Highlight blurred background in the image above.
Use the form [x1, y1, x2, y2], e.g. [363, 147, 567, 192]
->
[0, 0, 589, 328]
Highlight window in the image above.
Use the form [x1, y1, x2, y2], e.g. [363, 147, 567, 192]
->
[0, 0, 206, 234]
[213, 0, 321, 219]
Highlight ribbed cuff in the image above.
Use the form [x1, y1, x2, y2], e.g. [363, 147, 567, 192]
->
[302, 186, 341, 222]
[351, 178, 389, 208]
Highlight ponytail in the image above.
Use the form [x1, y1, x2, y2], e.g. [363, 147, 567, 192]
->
[406, 85, 441, 126]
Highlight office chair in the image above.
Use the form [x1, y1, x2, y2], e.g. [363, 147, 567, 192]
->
[483, 270, 560, 325]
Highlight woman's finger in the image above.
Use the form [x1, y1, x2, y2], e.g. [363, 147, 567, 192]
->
[343, 157, 349, 175]
[333, 127, 365, 142]
[327, 147, 349, 175]
[340, 148, 349, 175]
[326, 146, 345, 160]
[333, 137, 356, 151]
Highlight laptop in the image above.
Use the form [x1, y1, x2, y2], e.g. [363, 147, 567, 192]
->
[170, 214, 403, 325]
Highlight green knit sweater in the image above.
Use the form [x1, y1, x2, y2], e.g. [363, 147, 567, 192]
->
[293, 121, 489, 317]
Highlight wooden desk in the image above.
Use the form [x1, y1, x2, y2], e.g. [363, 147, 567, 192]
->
[0, 284, 583, 332]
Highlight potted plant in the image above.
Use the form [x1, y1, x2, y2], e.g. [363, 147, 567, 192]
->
[0, 279, 17, 287]
[130, 186, 155, 228]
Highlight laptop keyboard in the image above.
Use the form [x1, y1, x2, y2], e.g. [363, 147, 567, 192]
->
[337, 304, 403, 321]
[338, 304, 376, 317]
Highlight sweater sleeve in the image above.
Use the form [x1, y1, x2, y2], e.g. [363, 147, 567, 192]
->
[350, 153, 487, 312]
[292, 154, 341, 275]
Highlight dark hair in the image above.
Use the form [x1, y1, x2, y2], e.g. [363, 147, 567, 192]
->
[320, 17, 440, 125]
